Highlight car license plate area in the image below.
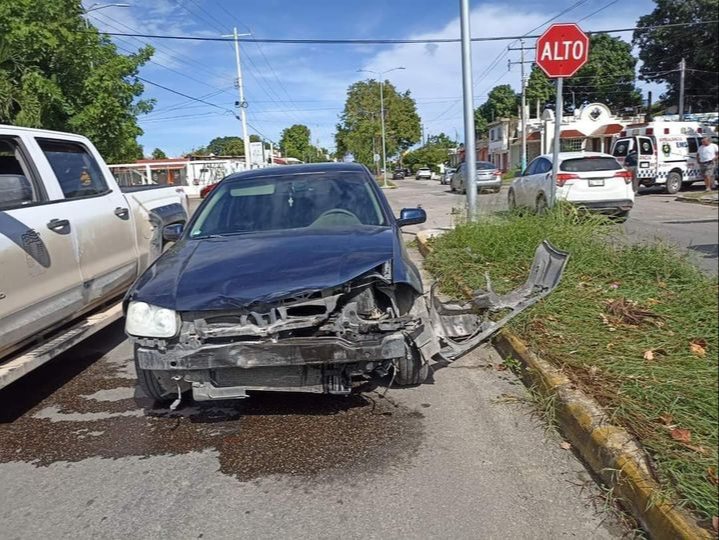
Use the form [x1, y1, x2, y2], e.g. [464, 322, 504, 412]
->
[588, 179, 605, 187]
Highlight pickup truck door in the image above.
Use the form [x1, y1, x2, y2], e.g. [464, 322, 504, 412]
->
[0, 136, 85, 357]
[35, 138, 137, 306]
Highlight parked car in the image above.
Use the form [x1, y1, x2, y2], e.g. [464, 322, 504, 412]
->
[450, 161, 502, 193]
[392, 169, 405, 180]
[200, 182, 218, 198]
[507, 152, 634, 217]
[124, 162, 568, 406]
[441, 168, 456, 185]
[0, 125, 189, 388]
[416, 167, 432, 180]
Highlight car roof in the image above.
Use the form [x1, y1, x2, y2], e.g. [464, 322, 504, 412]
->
[224, 162, 368, 181]
[536, 151, 617, 162]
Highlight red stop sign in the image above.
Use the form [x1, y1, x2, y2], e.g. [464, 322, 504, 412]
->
[536, 23, 590, 78]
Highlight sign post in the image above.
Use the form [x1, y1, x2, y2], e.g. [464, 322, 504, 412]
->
[535, 23, 590, 208]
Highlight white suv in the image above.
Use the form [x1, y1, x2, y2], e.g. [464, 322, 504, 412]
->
[508, 152, 634, 218]
[416, 167, 432, 180]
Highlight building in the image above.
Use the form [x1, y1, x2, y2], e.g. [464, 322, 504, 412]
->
[478, 103, 644, 172]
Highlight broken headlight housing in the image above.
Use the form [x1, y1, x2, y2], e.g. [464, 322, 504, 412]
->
[126, 301, 179, 338]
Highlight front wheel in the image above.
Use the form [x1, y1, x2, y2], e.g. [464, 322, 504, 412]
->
[394, 343, 429, 386]
[134, 355, 177, 403]
[665, 171, 682, 194]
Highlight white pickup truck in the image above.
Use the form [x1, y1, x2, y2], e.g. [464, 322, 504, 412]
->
[0, 125, 189, 389]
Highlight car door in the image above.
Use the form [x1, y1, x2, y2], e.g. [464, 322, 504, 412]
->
[534, 158, 554, 202]
[34, 138, 138, 306]
[0, 135, 85, 358]
[515, 158, 539, 206]
[452, 163, 465, 191]
[637, 137, 657, 177]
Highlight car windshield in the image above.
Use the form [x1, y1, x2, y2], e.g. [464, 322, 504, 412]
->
[561, 157, 622, 172]
[476, 162, 496, 170]
[189, 171, 387, 238]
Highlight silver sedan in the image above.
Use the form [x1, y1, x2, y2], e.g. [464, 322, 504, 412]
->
[450, 161, 502, 193]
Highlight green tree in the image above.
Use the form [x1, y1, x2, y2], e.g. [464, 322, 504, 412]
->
[0, 0, 154, 163]
[474, 85, 519, 135]
[335, 79, 421, 167]
[525, 66, 555, 108]
[151, 148, 167, 159]
[403, 132, 457, 173]
[634, 0, 718, 111]
[565, 33, 641, 110]
[279, 124, 312, 161]
[206, 136, 245, 156]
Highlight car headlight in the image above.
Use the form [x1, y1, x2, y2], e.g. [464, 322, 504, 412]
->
[125, 301, 179, 338]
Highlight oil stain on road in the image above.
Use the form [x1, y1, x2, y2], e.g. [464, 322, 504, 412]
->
[0, 326, 424, 482]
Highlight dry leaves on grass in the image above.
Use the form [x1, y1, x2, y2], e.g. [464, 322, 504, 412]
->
[708, 468, 718, 487]
[713, 516, 718, 533]
[670, 428, 692, 444]
[689, 339, 708, 358]
[659, 413, 675, 427]
[643, 349, 667, 361]
[605, 298, 664, 327]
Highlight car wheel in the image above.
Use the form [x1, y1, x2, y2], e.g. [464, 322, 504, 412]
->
[394, 342, 429, 386]
[665, 171, 682, 194]
[535, 194, 548, 215]
[134, 354, 177, 404]
[614, 210, 630, 223]
[508, 189, 517, 210]
[460, 182, 466, 195]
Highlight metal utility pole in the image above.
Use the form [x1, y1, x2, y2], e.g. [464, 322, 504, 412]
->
[357, 67, 405, 188]
[508, 40, 532, 172]
[678, 58, 686, 119]
[460, 0, 477, 220]
[550, 78, 563, 208]
[224, 28, 252, 167]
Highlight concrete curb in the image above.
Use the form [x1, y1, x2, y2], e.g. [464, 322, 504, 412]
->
[416, 230, 713, 540]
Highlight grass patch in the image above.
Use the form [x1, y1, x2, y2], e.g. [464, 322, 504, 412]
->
[425, 207, 719, 521]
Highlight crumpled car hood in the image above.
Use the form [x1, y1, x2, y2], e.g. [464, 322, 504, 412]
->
[128, 226, 397, 311]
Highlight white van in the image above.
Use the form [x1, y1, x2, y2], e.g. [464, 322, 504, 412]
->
[611, 122, 717, 194]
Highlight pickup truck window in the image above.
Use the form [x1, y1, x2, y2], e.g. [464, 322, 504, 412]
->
[37, 140, 109, 200]
[0, 138, 40, 210]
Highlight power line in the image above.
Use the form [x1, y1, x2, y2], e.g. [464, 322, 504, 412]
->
[577, 0, 620, 22]
[75, 20, 719, 44]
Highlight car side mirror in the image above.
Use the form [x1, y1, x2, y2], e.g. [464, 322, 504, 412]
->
[397, 207, 427, 227]
[163, 223, 184, 242]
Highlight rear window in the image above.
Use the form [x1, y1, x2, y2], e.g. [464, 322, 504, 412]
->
[612, 139, 632, 157]
[561, 157, 622, 172]
[477, 162, 496, 170]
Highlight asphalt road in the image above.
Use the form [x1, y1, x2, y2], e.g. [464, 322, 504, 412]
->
[0, 182, 626, 538]
[386, 177, 718, 273]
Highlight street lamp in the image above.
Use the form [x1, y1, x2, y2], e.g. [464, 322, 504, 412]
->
[357, 66, 405, 188]
[82, 3, 130, 30]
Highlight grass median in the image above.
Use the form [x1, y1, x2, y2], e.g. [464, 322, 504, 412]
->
[424, 207, 718, 522]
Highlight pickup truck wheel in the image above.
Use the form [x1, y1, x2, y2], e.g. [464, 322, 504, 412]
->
[665, 171, 682, 194]
[394, 342, 429, 386]
[134, 355, 176, 403]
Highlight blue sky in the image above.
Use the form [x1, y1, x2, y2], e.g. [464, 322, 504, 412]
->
[85, 0, 663, 158]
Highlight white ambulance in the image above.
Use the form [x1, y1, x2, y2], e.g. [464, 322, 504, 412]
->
[610, 122, 717, 194]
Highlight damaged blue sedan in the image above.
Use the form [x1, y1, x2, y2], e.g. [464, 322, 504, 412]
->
[124, 163, 568, 406]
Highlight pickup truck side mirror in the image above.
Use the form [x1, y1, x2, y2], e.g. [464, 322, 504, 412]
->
[163, 223, 184, 243]
[397, 207, 427, 227]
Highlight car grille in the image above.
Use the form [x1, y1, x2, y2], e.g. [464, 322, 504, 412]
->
[211, 365, 323, 390]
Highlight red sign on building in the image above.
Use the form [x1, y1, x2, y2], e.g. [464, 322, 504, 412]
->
[536, 23, 590, 78]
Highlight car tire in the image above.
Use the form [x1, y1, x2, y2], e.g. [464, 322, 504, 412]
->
[665, 171, 683, 194]
[535, 194, 548, 215]
[460, 182, 466, 195]
[508, 189, 517, 210]
[614, 210, 630, 223]
[394, 342, 429, 386]
[134, 354, 176, 403]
